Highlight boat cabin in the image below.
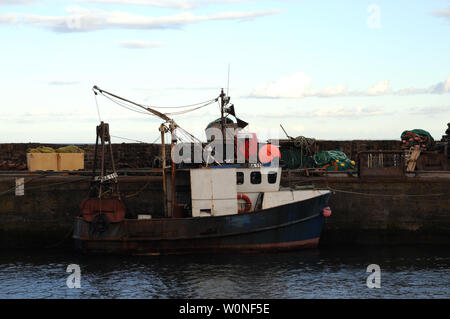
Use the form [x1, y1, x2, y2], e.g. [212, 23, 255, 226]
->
[190, 166, 281, 217]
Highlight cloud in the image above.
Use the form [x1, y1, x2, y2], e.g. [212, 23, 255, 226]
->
[77, 0, 254, 10]
[0, 5, 281, 32]
[428, 76, 450, 94]
[433, 6, 450, 20]
[249, 72, 351, 98]
[48, 80, 80, 85]
[0, 14, 17, 23]
[396, 77, 450, 95]
[250, 72, 313, 98]
[0, 0, 36, 4]
[248, 73, 450, 99]
[5, 110, 153, 124]
[314, 83, 348, 97]
[309, 106, 387, 118]
[241, 105, 389, 120]
[119, 40, 162, 49]
[408, 105, 450, 115]
[364, 80, 390, 96]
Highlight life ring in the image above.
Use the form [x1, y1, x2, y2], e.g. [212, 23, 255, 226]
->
[90, 213, 110, 234]
[237, 194, 252, 214]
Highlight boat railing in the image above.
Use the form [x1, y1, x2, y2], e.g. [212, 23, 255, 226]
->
[358, 150, 405, 177]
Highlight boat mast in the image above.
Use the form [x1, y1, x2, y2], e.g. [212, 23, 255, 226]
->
[159, 123, 168, 217]
[219, 88, 231, 149]
[220, 88, 226, 142]
[170, 120, 177, 218]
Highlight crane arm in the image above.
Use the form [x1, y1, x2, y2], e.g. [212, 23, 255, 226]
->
[93, 85, 172, 122]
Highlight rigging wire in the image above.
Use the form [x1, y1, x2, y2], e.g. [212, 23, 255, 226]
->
[0, 176, 91, 198]
[175, 124, 221, 166]
[217, 99, 222, 115]
[100, 91, 217, 117]
[0, 174, 48, 197]
[163, 99, 217, 116]
[110, 135, 147, 144]
[151, 134, 161, 144]
[177, 125, 202, 144]
[101, 92, 154, 116]
[145, 97, 218, 109]
[177, 127, 196, 144]
[93, 86, 222, 165]
[227, 63, 230, 96]
[94, 90, 102, 122]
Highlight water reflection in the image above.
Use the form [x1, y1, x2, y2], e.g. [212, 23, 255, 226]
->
[0, 246, 448, 298]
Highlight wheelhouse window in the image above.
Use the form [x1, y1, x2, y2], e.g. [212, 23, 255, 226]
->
[250, 171, 261, 184]
[236, 172, 244, 185]
[268, 172, 277, 184]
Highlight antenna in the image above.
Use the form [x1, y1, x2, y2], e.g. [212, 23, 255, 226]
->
[227, 63, 230, 96]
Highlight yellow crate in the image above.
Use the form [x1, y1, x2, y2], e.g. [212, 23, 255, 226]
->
[27, 153, 58, 171]
[57, 153, 84, 171]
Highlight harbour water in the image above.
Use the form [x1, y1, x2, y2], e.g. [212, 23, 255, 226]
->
[0, 246, 448, 299]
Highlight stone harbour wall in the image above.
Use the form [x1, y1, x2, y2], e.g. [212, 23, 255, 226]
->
[0, 140, 402, 171]
[0, 174, 448, 250]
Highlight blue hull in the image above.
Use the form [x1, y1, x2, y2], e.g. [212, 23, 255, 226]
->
[73, 192, 331, 255]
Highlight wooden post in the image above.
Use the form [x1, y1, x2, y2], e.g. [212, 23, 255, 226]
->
[159, 124, 168, 218]
[170, 121, 176, 218]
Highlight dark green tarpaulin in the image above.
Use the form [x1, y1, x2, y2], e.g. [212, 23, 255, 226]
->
[313, 150, 355, 171]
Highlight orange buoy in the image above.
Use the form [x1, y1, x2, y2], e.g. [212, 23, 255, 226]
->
[258, 144, 281, 163]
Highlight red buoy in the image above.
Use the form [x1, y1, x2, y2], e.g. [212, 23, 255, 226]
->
[258, 144, 281, 163]
[323, 206, 332, 217]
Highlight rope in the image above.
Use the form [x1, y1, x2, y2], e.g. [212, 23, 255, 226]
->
[294, 136, 315, 154]
[327, 187, 445, 198]
[0, 176, 91, 197]
[123, 174, 154, 199]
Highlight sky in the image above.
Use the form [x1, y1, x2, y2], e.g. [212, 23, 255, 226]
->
[0, 0, 449, 144]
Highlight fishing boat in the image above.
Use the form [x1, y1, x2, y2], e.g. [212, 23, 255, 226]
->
[72, 87, 332, 255]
